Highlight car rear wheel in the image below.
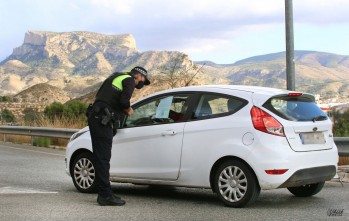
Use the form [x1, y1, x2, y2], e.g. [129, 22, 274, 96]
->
[213, 160, 260, 207]
[287, 182, 325, 197]
[71, 152, 98, 193]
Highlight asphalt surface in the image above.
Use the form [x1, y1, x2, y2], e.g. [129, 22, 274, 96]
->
[0, 142, 348, 221]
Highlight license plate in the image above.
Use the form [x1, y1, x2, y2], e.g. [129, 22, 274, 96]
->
[299, 132, 325, 144]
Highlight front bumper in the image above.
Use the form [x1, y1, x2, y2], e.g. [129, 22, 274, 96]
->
[65, 157, 71, 176]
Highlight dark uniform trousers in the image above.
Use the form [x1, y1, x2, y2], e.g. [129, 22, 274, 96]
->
[88, 109, 114, 197]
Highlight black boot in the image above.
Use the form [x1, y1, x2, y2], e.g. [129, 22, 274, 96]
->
[97, 194, 126, 206]
[113, 194, 121, 199]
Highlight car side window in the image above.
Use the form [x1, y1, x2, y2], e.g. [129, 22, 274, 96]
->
[192, 94, 246, 120]
[125, 94, 190, 127]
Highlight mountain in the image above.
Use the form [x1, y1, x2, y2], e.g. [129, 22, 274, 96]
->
[197, 51, 349, 101]
[233, 51, 349, 67]
[0, 31, 193, 96]
[1, 31, 349, 106]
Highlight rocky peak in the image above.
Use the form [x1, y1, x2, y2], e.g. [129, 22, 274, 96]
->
[23, 31, 47, 46]
[10, 31, 138, 59]
[0, 30, 194, 96]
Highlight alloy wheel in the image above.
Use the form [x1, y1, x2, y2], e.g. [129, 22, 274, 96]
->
[74, 157, 95, 189]
[218, 165, 248, 202]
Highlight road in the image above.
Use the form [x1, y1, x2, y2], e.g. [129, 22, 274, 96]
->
[0, 143, 348, 221]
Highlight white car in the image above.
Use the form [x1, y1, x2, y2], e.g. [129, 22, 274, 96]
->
[65, 85, 338, 207]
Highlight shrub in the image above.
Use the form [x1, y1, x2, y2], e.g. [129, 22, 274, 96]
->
[33, 137, 51, 147]
[1, 109, 16, 123]
[41, 100, 88, 129]
[44, 100, 88, 122]
[23, 108, 39, 125]
[44, 102, 65, 119]
[333, 110, 349, 137]
[0, 96, 13, 102]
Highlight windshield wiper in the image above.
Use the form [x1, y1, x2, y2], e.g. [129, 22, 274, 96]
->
[312, 115, 328, 122]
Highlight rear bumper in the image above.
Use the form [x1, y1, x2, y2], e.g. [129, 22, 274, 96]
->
[278, 165, 336, 188]
[246, 132, 338, 190]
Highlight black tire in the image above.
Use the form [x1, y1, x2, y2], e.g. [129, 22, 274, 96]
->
[71, 152, 98, 193]
[287, 182, 325, 197]
[213, 160, 260, 208]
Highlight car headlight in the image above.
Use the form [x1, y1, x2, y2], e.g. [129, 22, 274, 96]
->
[69, 131, 88, 142]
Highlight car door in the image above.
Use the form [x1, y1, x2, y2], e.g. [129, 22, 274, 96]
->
[180, 92, 249, 183]
[109, 93, 194, 181]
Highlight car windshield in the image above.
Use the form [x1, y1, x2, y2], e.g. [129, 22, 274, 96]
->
[263, 96, 328, 122]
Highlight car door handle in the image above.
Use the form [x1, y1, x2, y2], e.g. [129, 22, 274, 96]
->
[161, 130, 177, 136]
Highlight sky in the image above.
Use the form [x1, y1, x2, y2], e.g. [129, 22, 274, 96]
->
[1, 0, 349, 64]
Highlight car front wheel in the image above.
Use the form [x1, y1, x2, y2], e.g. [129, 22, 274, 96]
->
[71, 152, 98, 193]
[213, 160, 260, 207]
[287, 182, 325, 197]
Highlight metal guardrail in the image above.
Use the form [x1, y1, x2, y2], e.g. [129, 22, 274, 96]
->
[0, 126, 79, 144]
[0, 126, 348, 156]
[333, 137, 349, 156]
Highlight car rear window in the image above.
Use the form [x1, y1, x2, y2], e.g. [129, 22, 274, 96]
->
[192, 93, 247, 120]
[263, 96, 328, 122]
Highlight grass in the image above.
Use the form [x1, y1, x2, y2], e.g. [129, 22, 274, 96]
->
[0, 134, 69, 148]
[33, 137, 51, 147]
[26, 114, 87, 129]
[32, 115, 86, 147]
[0, 134, 32, 145]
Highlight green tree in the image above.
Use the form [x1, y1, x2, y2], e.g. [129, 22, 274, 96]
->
[156, 53, 204, 89]
[0, 96, 13, 102]
[63, 100, 88, 118]
[44, 102, 65, 118]
[1, 109, 15, 123]
[23, 108, 39, 125]
[44, 100, 88, 121]
[333, 110, 349, 137]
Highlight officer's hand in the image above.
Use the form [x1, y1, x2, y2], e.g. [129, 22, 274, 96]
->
[124, 107, 134, 116]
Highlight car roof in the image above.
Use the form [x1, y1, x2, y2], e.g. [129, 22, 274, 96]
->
[134, 85, 309, 104]
[144, 85, 294, 97]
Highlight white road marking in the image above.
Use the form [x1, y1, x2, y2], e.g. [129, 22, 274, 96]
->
[0, 186, 58, 194]
[0, 144, 64, 157]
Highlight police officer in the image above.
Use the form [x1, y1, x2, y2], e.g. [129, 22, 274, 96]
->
[87, 66, 150, 206]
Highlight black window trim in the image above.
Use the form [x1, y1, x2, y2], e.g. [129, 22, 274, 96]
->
[188, 91, 249, 122]
[120, 91, 199, 129]
[262, 94, 327, 122]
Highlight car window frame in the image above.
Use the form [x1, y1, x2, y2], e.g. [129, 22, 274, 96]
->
[188, 92, 248, 121]
[262, 94, 327, 122]
[120, 92, 199, 128]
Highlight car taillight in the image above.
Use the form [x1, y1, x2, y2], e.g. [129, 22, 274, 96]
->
[288, 92, 302, 97]
[250, 106, 285, 137]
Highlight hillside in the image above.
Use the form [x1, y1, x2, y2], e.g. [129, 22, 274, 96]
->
[14, 83, 71, 104]
[0, 31, 193, 96]
[0, 83, 71, 118]
[197, 51, 349, 101]
[1, 31, 349, 106]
